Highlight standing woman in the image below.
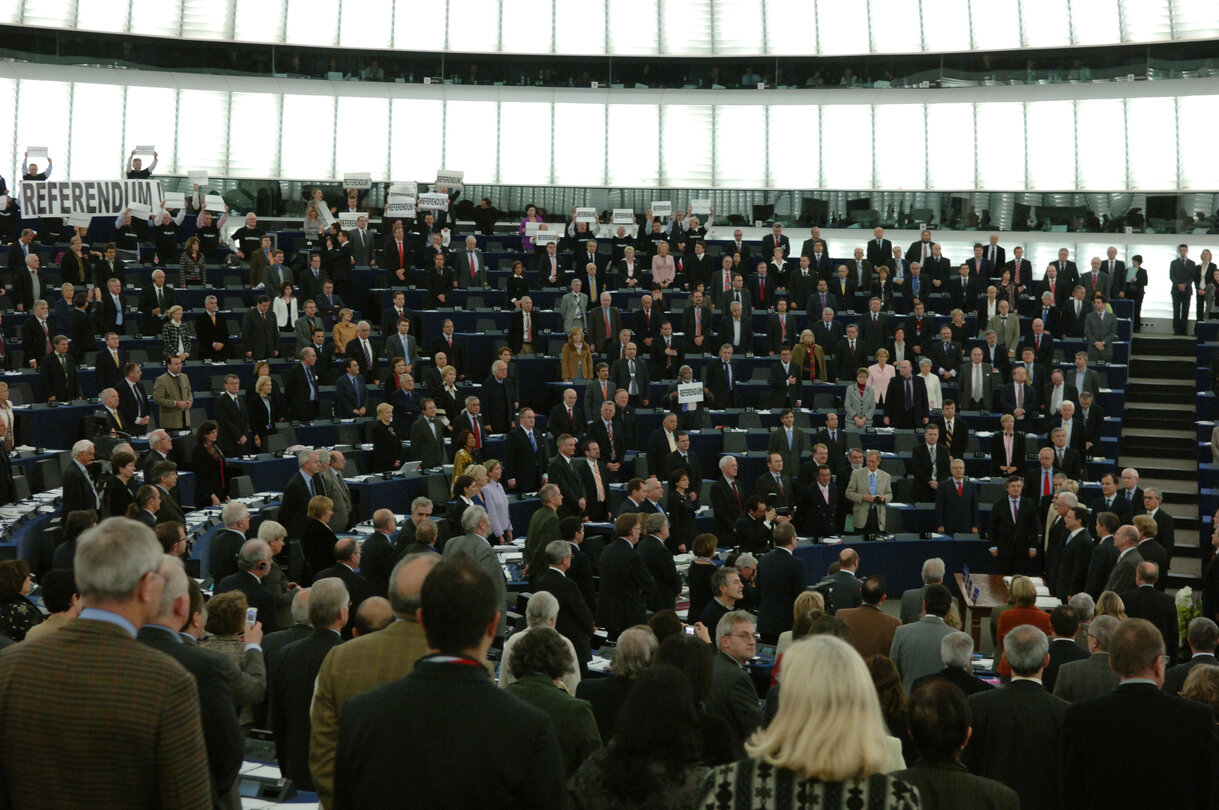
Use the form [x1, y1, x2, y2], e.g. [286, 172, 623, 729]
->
[685, 533, 719, 625]
[506, 260, 530, 310]
[482, 459, 511, 544]
[666, 470, 698, 554]
[447, 474, 477, 530]
[160, 305, 191, 361]
[866, 349, 895, 406]
[191, 420, 229, 508]
[451, 429, 476, 482]
[256, 519, 298, 630]
[301, 495, 338, 581]
[561, 327, 594, 381]
[247, 375, 281, 451]
[332, 307, 358, 353]
[272, 282, 299, 332]
[1124, 254, 1149, 332]
[370, 402, 402, 472]
[652, 241, 677, 288]
[519, 203, 544, 253]
[179, 236, 208, 287]
[1199, 248, 1216, 325]
[103, 450, 138, 518]
[61, 236, 92, 288]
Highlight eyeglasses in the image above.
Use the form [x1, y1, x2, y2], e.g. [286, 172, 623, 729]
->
[728, 631, 756, 641]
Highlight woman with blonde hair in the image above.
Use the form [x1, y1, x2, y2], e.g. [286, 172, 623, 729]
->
[332, 307, 358, 352]
[560, 326, 594, 381]
[256, 519, 297, 629]
[791, 329, 827, 382]
[481, 460, 511, 543]
[301, 495, 338, 581]
[995, 575, 1053, 678]
[160, 304, 191, 360]
[699, 635, 919, 809]
[866, 348, 895, 405]
[1095, 590, 1127, 620]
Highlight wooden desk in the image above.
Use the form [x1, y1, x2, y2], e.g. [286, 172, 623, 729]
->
[955, 573, 1011, 649]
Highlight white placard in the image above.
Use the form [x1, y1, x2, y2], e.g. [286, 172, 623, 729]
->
[388, 181, 417, 196]
[534, 231, 560, 245]
[134, 144, 156, 154]
[342, 172, 372, 190]
[677, 382, 704, 404]
[19, 179, 163, 217]
[203, 194, 226, 212]
[187, 170, 208, 186]
[612, 209, 635, 225]
[25, 146, 47, 159]
[651, 201, 672, 217]
[435, 169, 464, 186]
[127, 201, 153, 218]
[339, 212, 361, 229]
[385, 198, 415, 218]
[418, 192, 449, 211]
[315, 203, 335, 227]
[575, 207, 597, 223]
[525, 221, 546, 236]
[162, 191, 186, 209]
[65, 212, 93, 228]
[691, 199, 712, 215]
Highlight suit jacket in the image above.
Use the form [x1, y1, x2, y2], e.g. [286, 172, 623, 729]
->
[0, 620, 211, 810]
[962, 680, 1069, 810]
[443, 533, 508, 615]
[208, 527, 246, 582]
[1062, 683, 1218, 810]
[590, 306, 622, 349]
[883, 374, 928, 429]
[596, 537, 657, 638]
[890, 615, 956, 693]
[708, 651, 763, 754]
[637, 534, 680, 612]
[314, 565, 375, 635]
[1105, 547, 1143, 595]
[1120, 585, 1179, 660]
[536, 567, 595, 664]
[241, 307, 278, 360]
[40, 352, 79, 400]
[409, 416, 445, 469]
[576, 674, 635, 745]
[1148, 512, 1176, 558]
[1042, 637, 1089, 694]
[910, 443, 951, 503]
[504, 426, 547, 492]
[894, 761, 1018, 810]
[61, 460, 99, 517]
[797, 480, 840, 538]
[215, 571, 280, 633]
[268, 628, 344, 791]
[547, 454, 586, 520]
[649, 333, 684, 379]
[705, 358, 739, 409]
[988, 496, 1041, 573]
[212, 392, 249, 457]
[609, 356, 650, 403]
[866, 238, 892, 267]
[1052, 651, 1120, 704]
[755, 547, 807, 637]
[761, 233, 792, 261]
[1053, 529, 1094, 601]
[845, 466, 893, 531]
[768, 425, 811, 475]
[837, 603, 901, 661]
[936, 477, 980, 534]
[194, 310, 229, 362]
[911, 665, 995, 697]
[710, 476, 744, 544]
[1164, 653, 1219, 697]
[278, 471, 318, 539]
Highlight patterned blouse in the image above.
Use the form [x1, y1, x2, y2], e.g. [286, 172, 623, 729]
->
[699, 759, 921, 810]
[0, 595, 44, 642]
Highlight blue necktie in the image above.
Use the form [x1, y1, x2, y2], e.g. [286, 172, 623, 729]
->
[869, 471, 877, 496]
[528, 431, 536, 452]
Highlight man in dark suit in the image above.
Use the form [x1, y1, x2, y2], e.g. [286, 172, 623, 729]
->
[753, 453, 793, 512]
[638, 513, 681, 612]
[576, 441, 611, 523]
[909, 631, 995, 696]
[998, 366, 1037, 432]
[214, 539, 280, 633]
[927, 326, 962, 383]
[208, 504, 249, 584]
[408, 399, 446, 469]
[680, 289, 714, 355]
[536, 540, 597, 671]
[194, 296, 229, 362]
[313, 539, 374, 639]
[1169, 243, 1197, 335]
[989, 477, 1041, 575]
[796, 463, 840, 539]
[883, 360, 928, 429]
[705, 343, 739, 408]
[279, 451, 324, 541]
[1163, 617, 1219, 696]
[586, 400, 625, 472]
[547, 434, 586, 519]
[857, 297, 890, 355]
[766, 347, 803, 410]
[963, 625, 1068, 810]
[1142, 490, 1175, 562]
[710, 455, 744, 546]
[597, 513, 658, 640]
[1046, 428, 1084, 480]
[62, 441, 101, 517]
[242, 296, 279, 362]
[283, 348, 321, 423]
[1062, 618, 1217, 810]
[936, 459, 979, 535]
[646, 413, 680, 476]
[650, 320, 684, 379]
[810, 306, 844, 356]
[760, 223, 791, 262]
[755, 524, 806, 642]
[343, 321, 380, 384]
[866, 226, 892, 267]
[506, 297, 539, 356]
[503, 408, 547, 493]
[40, 336, 79, 401]
[834, 324, 868, 381]
[769, 408, 812, 473]
[910, 424, 951, 504]
[663, 431, 702, 485]
[212, 374, 249, 457]
[609, 342, 650, 407]
[138, 557, 244, 808]
[1120, 562, 1179, 661]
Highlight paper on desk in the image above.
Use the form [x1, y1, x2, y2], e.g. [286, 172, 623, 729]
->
[1034, 596, 1061, 609]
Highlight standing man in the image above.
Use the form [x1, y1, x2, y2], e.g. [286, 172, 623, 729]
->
[597, 513, 657, 640]
[989, 476, 1040, 574]
[1169, 243, 1196, 336]
[755, 523, 805, 643]
[152, 355, 193, 431]
[215, 374, 249, 457]
[846, 450, 893, 535]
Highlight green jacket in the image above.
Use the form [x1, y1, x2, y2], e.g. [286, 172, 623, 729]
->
[505, 674, 601, 776]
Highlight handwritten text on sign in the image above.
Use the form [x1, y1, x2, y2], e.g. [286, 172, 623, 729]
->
[21, 180, 163, 217]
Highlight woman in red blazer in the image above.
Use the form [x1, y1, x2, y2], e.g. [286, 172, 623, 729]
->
[995, 575, 1053, 678]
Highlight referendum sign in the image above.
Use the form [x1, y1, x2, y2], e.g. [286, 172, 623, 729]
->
[21, 180, 163, 217]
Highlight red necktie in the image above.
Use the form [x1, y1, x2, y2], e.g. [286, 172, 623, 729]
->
[604, 310, 611, 339]
[397, 241, 403, 264]
[759, 278, 765, 302]
[472, 417, 481, 448]
[470, 254, 477, 279]
[1036, 335, 1041, 350]
[732, 480, 740, 505]
[1043, 471, 1051, 496]
[567, 407, 573, 422]
[957, 481, 962, 497]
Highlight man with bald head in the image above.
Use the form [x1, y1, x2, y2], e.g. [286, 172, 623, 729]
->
[310, 552, 440, 807]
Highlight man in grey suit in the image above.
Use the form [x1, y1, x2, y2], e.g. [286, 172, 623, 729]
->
[441, 506, 507, 630]
[1104, 524, 1143, 594]
[294, 300, 322, 348]
[558, 278, 590, 334]
[1053, 614, 1121, 703]
[708, 610, 763, 756]
[766, 408, 810, 473]
[845, 450, 892, 534]
[889, 584, 955, 692]
[408, 399, 446, 469]
[348, 218, 376, 267]
[454, 235, 488, 288]
[956, 348, 995, 412]
[317, 450, 354, 533]
[383, 317, 419, 367]
[263, 252, 293, 294]
[900, 557, 945, 624]
[1083, 295, 1118, 362]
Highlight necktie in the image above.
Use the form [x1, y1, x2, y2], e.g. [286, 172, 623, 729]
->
[472, 416, 481, 448]
[469, 253, 477, 279]
[601, 381, 607, 399]
[869, 471, 877, 496]
[945, 421, 953, 445]
[759, 277, 765, 302]
[567, 406, 573, 423]
[263, 398, 271, 429]
[775, 476, 783, 495]
[1043, 470, 1051, 496]
[1012, 499, 1019, 520]
[113, 409, 122, 429]
[821, 293, 826, 309]
[527, 430, 536, 452]
[667, 431, 675, 452]
[1016, 385, 1023, 410]
[363, 340, 371, 368]
[589, 459, 605, 500]
[731, 480, 740, 504]
[780, 316, 786, 342]
[524, 313, 531, 341]
[787, 428, 793, 450]
[1036, 335, 1041, 350]
[695, 307, 701, 336]
[306, 475, 315, 497]
[905, 378, 913, 404]
[957, 480, 962, 497]
[606, 422, 615, 458]
[41, 320, 50, 354]
[114, 296, 123, 325]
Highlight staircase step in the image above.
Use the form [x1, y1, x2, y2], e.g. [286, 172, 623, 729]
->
[1125, 385, 1196, 404]
[1123, 413, 1196, 430]
[1132, 335, 1197, 354]
[1119, 455, 1198, 471]
[1129, 358, 1195, 378]
[1119, 437, 1196, 457]
[1169, 557, 1203, 578]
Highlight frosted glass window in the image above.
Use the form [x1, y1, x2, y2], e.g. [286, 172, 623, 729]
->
[20, 0, 75, 27]
[815, 0, 869, 56]
[181, 0, 230, 39]
[765, 0, 817, 55]
[712, 0, 762, 56]
[553, 103, 606, 186]
[130, 0, 183, 37]
[555, 2, 604, 55]
[393, 2, 446, 50]
[926, 103, 975, 189]
[15, 80, 69, 177]
[660, 105, 713, 185]
[445, 0, 500, 52]
[233, 0, 284, 41]
[389, 99, 443, 181]
[1023, 0, 1071, 48]
[714, 106, 766, 188]
[0, 1, 21, 24]
[607, 104, 658, 186]
[873, 105, 925, 190]
[1177, 96, 1219, 189]
[285, 0, 335, 46]
[1076, 99, 1126, 189]
[819, 106, 871, 189]
[607, 0, 659, 55]
[177, 90, 231, 178]
[975, 102, 1025, 189]
[502, 0, 553, 53]
[124, 86, 177, 174]
[444, 101, 497, 184]
[1067, 0, 1121, 45]
[921, 0, 971, 52]
[0, 79, 16, 178]
[1127, 97, 1176, 189]
[76, 0, 129, 33]
[1026, 101, 1075, 190]
[662, 0, 710, 55]
[339, 0, 393, 49]
[1170, 0, 1219, 38]
[767, 105, 819, 188]
[1119, 0, 1172, 43]
[970, 0, 1020, 50]
[500, 102, 552, 185]
[335, 97, 390, 180]
[870, 0, 923, 54]
[69, 84, 124, 179]
[281, 94, 334, 178]
[228, 92, 280, 178]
